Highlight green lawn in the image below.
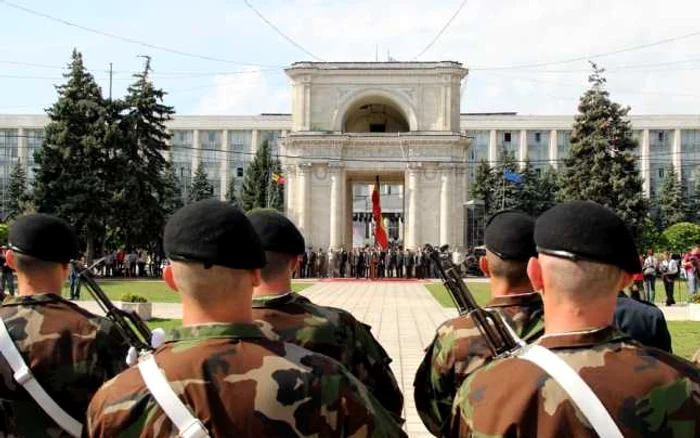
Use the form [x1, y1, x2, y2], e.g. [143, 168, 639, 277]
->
[65, 280, 313, 303]
[424, 283, 698, 361]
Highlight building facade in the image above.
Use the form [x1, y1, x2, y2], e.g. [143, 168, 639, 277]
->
[0, 62, 699, 250]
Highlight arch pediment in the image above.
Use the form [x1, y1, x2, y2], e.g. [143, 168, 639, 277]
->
[332, 89, 419, 132]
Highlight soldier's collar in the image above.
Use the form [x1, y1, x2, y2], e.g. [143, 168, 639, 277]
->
[536, 326, 630, 349]
[2, 293, 65, 306]
[251, 292, 299, 308]
[487, 292, 541, 308]
[166, 323, 267, 342]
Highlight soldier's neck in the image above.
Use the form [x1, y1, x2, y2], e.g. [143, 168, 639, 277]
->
[252, 278, 292, 297]
[180, 293, 254, 326]
[489, 277, 534, 297]
[17, 275, 62, 297]
[543, 295, 615, 334]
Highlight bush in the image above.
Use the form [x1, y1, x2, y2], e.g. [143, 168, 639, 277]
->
[690, 294, 700, 304]
[120, 293, 148, 303]
[661, 223, 700, 253]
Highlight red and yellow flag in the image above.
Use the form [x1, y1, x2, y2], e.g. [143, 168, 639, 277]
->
[272, 173, 285, 184]
[371, 176, 389, 250]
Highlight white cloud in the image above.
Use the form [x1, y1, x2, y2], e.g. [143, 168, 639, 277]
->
[193, 69, 291, 115]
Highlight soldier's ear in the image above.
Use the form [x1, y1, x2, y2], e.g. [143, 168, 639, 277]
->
[478, 256, 490, 277]
[5, 250, 16, 271]
[250, 269, 262, 288]
[162, 265, 178, 292]
[527, 257, 544, 292]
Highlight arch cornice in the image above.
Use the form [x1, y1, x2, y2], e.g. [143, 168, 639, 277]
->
[331, 88, 419, 132]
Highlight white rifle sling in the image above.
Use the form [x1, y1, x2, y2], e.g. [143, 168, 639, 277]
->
[138, 355, 211, 438]
[518, 344, 624, 438]
[0, 317, 82, 438]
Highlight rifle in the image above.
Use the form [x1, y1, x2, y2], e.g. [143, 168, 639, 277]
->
[424, 244, 523, 358]
[71, 259, 153, 353]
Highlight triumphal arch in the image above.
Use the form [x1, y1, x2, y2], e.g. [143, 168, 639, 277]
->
[281, 62, 469, 250]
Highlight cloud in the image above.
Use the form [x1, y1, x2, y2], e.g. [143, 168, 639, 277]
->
[193, 69, 290, 115]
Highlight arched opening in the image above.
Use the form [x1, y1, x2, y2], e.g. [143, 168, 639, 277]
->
[342, 96, 410, 133]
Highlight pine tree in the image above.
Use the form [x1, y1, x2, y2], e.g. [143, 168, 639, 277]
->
[112, 56, 174, 250]
[241, 140, 273, 211]
[225, 176, 241, 208]
[472, 160, 495, 214]
[535, 166, 559, 216]
[491, 148, 521, 216]
[33, 49, 112, 261]
[519, 160, 541, 216]
[689, 176, 700, 224]
[162, 162, 184, 216]
[5, 160, 29, 220]
[188, 163, 214, 203]
[558, 63, 647, 241]
[657, 165, 685, 228]
[268, 159, 284, 212]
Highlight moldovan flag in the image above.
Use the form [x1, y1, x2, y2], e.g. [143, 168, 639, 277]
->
[272, 173, 285, 184]
[372, 176, 389, 250]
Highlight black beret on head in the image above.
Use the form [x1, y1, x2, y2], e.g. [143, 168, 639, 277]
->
[484, 211, 536, 261]
[9, 213, 79, 263]
[534, 201, 641, 274]
[247, 210, 305, 255]
[164, 200, 266, 269]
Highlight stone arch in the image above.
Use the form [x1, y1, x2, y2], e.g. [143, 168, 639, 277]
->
[332, 89, 418, 133]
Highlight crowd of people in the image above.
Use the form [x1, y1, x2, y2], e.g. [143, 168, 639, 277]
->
[97, 249, 164, 278]
[636, 247, 699, 305]
[0, 203, 697, 437]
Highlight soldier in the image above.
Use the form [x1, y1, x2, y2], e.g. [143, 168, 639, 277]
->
[86, 201, 406, 438]
[0, 214, 127, 437]
[414, 211, 543, 436]
[248, 211, 405, 421]
[614, 290, 672, 352]
[451, 201, 700, 437]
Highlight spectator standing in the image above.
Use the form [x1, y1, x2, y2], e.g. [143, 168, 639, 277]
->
[396, 250, 404, 278]
[137, 251, 146, 277]
[660, 252, 678, 306]
[0, 248, 15, 297]
[682, 246, 699, 297]
[69, 262, 81, 300]
[115, 249, 125, 276]
[642, 249, 658, 303]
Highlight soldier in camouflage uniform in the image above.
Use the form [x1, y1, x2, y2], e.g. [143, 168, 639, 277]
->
[0, 214, 127, 437]
[86, 200, 406, 438]
[414, 211, 543, 437]
[248, 210, 404, 421]
[451, 201, 700, 437]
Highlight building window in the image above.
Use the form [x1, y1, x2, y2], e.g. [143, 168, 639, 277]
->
[535, 132, 541, 143]
[237, 167, 244, 177]
[504, 132, 512, 143]
[659, 168, 665, 179]
[369, 124, 386, 133]
[658, 131, 664, 142]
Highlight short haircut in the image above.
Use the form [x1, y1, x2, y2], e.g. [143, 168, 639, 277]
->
[261, 251, 296, 282]
[171, 261, 249, 305]
[12, 252, 61, 275]
[539, 255, 623, 303]
[485, 250, 529, 284]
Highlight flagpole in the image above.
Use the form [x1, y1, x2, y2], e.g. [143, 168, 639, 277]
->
[501, 169, 506, 211]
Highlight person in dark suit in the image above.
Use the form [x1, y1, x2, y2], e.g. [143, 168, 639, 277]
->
[614, 291, 672, 352]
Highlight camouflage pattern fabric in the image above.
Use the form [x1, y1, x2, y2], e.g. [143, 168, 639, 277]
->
[0, 293, 128, 437]
[413, 293, 544, 436]
[451, 326, 700, 438]
[252, 292, 404, 420]
[86, 324, 408, 438]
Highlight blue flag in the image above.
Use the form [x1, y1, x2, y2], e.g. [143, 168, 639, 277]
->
[503, 170, 523, 184]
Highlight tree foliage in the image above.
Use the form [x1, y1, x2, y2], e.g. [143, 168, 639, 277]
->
[225, 176, 241, 208]
[558, 63, 647, 241]
[5, 160, 30, 220]
[687, 176, 700, 224]
[33, 49, 113, 260]
[662, 222, 700, 253]
[162, 161, 184, 217]
[657, 165, 686, 228]
[472, 160, 496, 215]
[240, 140, 284, 211]
[188, 163, 214, 203]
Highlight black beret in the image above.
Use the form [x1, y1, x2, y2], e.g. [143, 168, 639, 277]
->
[484, 211, 536, 261]
[247, 210, 305, 255]
[8, 214, 79, 263]
[164, 200, 266, 270]
[535, 201, 641, 274]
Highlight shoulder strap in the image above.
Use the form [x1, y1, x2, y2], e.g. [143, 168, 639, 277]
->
[0, 317, 82, 438]
[517, 344, 624, 438]
[138, 355, 210, 438]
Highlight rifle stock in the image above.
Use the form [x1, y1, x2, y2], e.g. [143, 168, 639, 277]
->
[71, 260, 153, 353]
[424, 244, 523, 358]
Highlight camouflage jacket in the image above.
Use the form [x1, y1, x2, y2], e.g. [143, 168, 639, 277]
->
[451, 326, 700, 438]
[252, 292, 404, 420]
[86, 324, 408, 438]
[413, 292, 544, 437]
[0, 293, 128, 437]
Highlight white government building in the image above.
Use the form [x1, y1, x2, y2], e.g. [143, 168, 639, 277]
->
[0, 61, 699, 250]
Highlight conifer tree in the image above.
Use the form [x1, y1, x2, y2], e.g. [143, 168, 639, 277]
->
[5, 160, 29, 220]
[491, 148, 521, 216]
[225, 176, 241, 208]
[558, 63, 646, 240]
[535, 166, 559, 216]
[241, 140, 273, 211]
[113, 56, 174, 250]
[519, 160, 541, 216]
[162, 162, 184, 216]
[188, 163, 214, 203]
[689, 176, 700, 224]
[472, 160, 495, 214]
[33, 49, 112, 261]
[268, 159, 284, 212]
[657, 165, 686, 228]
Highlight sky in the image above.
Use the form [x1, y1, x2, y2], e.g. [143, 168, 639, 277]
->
[1, 0, 700, 116]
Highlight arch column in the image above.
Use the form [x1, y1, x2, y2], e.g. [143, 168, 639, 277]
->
[405, 163, 422, 249]
[439, 164, 455, 246]
[328, 162, 345, 249]
[296, 163, 312, 236]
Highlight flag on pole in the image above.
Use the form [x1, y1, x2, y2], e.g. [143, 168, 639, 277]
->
[371, 176, 389, 250]
[271, 173, 285, 184]
[503, 169, 523, 184]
